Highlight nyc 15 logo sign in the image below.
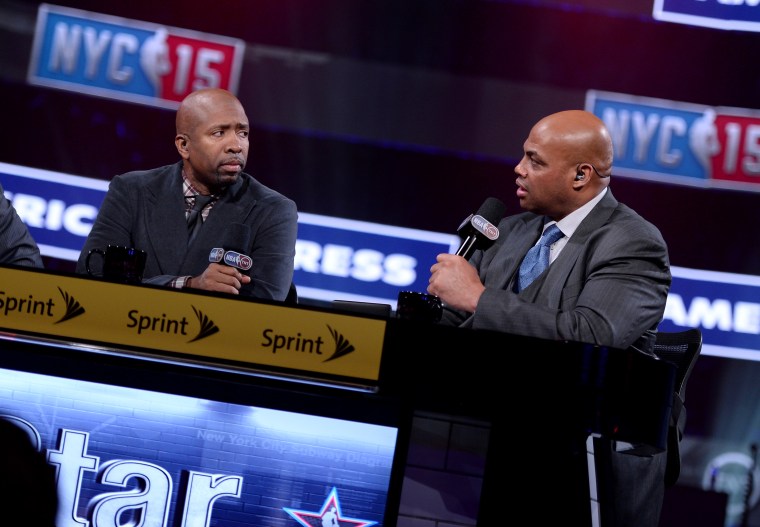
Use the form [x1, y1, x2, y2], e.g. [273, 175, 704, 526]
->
[586, 90, 760, 193]
[27, 4, 245, 109]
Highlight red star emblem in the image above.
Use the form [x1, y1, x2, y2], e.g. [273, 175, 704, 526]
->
[283, 487, 377, 527]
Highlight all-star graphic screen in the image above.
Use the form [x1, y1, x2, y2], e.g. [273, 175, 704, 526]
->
[0, 339, 401, 527]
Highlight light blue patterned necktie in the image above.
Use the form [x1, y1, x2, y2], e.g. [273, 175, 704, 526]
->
[517, 223, 564, 292]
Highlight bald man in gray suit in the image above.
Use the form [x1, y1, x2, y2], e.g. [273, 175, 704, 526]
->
[0, 181, 43, 268]
[429, 110, 671, 526]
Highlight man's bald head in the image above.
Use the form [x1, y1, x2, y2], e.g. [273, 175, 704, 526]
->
[176, 88, 243, 137]
[514, 109, 614, 220]
[533, 110, 613, 178]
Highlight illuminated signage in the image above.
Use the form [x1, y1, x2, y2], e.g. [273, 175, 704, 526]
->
[27, 4, 245, 108]
[662, 266, 760, 360]
[0, 266, 387, 384]
[294, 214, 458, 306]
[654, 0, 760, 32]
[586, 90, 760, 193]
[0, 368, 397, 527]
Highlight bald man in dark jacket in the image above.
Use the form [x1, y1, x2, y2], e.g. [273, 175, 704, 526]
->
[77, 88, 297, 301]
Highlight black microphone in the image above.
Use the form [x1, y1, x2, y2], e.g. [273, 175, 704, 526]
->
[209, 223, 253, 273]
[455, 197, 506, 259]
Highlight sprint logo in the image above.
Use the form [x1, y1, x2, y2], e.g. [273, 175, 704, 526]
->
[190, 305, 220, 342]
[324, 325, 355, 362]
[261, 325, 357, 362]
[56, 287, 85, 323]
[0, 287, 85, 324]
[126, 305, 219, 343]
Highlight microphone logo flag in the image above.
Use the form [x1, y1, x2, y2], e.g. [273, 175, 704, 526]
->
[209, 248, 224, 263]
[470, 215, 499, 241]
[209, 248, 252, 271]
[454, 197, 506, 260]
[223, 251, 253, 271]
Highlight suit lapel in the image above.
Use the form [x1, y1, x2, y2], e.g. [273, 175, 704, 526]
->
[536, 190, 619, 305]
[191, 175, 256, 249]
[145, 163, 191, 273]
[486, 214, 544, 291]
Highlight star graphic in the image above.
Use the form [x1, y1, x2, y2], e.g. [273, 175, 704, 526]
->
[283, 487, 377, 527]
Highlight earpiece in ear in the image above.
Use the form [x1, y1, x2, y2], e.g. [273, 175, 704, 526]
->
[575, 172, 584, 181]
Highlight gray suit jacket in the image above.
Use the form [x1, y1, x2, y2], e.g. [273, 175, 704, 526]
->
[445, 190, 672, 526]
[76, 162, 298, 301]
[441, 189, 671, 354]
[0, 181, 43, 268]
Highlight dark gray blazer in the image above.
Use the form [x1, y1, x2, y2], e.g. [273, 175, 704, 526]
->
[443, 189, 672, 526]
[76, 162, 298, 301]
[0, 181, 43, 268]
[441, 189, 671, 354]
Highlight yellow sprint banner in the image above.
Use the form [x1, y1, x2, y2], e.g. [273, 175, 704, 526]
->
[0, 266, 386, 382]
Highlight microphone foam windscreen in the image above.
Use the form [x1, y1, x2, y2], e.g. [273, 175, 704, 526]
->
[476, 197, 507, 224]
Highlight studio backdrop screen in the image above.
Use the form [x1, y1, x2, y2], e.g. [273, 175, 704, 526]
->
[0, 338, 401, 527]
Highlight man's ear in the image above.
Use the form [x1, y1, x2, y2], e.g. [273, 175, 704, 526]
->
[175, 134, 190, 158]
[572, 163, 590, 188]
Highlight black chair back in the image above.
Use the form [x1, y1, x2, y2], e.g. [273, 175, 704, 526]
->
[653, 328, 703, 487]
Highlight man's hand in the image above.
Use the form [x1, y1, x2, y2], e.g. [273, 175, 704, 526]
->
[188, 263, 251, 294]
[427, 253, 485, 313]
